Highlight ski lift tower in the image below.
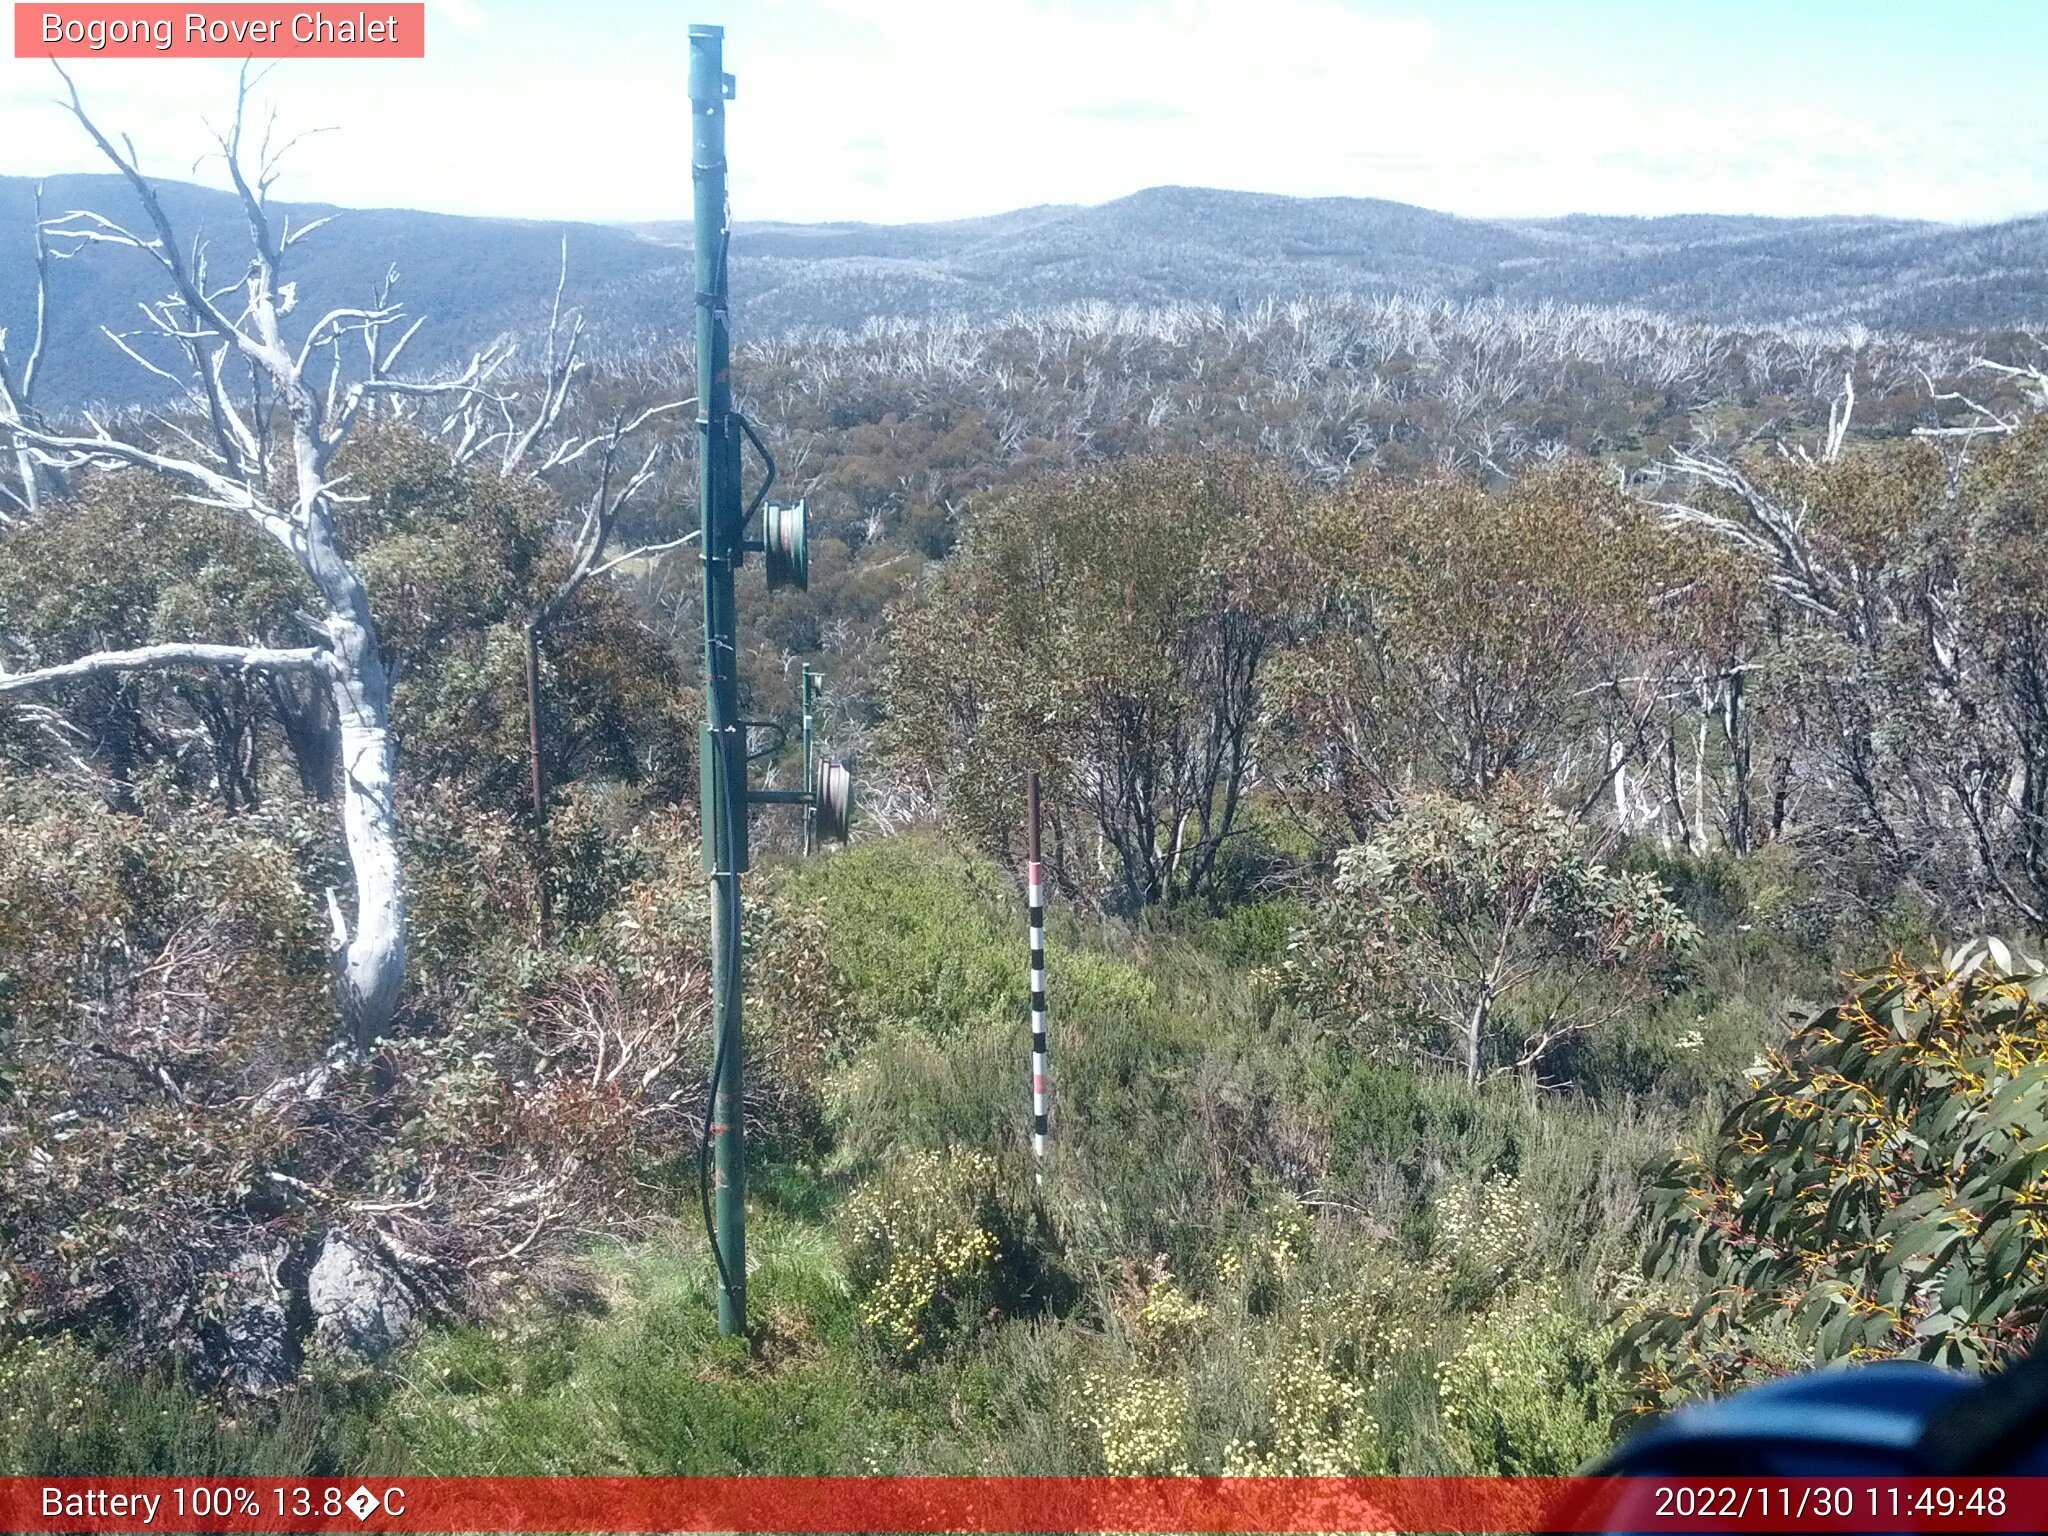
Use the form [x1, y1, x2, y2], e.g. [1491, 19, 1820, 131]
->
[690, 22, 852, 1337]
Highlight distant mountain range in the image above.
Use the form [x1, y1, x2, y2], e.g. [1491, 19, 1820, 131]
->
[4, 175, 2045, 410]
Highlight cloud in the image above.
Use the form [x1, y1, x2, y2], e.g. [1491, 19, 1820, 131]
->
[0, 1, 2042, 225]
[431, 0, 491, 38]
[732, 0, 1445, 220]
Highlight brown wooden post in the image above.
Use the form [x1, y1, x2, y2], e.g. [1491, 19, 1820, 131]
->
[525, 618, 551, 941]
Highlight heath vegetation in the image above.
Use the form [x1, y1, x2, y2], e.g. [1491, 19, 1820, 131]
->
[5, 79, 2048, 1480]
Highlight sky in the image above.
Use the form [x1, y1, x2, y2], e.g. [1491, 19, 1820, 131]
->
[2, 0, 2045, 227]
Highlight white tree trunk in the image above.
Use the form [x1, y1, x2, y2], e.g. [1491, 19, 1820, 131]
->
[334, 716, 405, 1046]
[289, 612, 407, 1048]
[1466, 988, 1491, 1088]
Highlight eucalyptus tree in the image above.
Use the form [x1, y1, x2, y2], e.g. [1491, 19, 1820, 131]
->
[888, 453, 1306, 911]
[1623, 939, 2048, 1403]
[1260, 463, 1673, 846]
[1641, 379, 2048, 924]
[1283, 786, 1695, 1087]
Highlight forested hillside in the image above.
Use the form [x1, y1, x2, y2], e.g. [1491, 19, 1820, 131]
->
[7, 115, 2048, 1485]
[5, 172, 2046, 408]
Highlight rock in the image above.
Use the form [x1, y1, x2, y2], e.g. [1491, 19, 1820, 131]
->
[212, 1245, 299, 1392]
[253, 1043, 354, 1119]
[306, 1230, 417, 1361]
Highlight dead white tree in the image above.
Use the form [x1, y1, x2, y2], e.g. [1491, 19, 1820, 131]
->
[408, 243, 695, 936]
[0, 181, 66, 520]
[526, 401, 699, 613]
[1642, 445, 1849, 632]
[517, 398, 693, 936]
[1912, 340, 2048, 447]
[0, 69, 507, 1050]
[1635, 370, 2048, 911]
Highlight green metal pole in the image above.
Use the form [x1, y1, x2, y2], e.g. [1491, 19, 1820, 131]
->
[691, 22, 746, 1337]
[802, 665, 817, 856]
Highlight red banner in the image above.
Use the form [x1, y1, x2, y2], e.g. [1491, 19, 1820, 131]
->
[1, 1476, 2046, 1533]
[14, 4, 425, 58]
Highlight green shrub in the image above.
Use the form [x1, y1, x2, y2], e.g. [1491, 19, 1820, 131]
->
[1284, 786, 1694, 1087]
[799, 837, 1016, 1039]
[400, 779, 536, 981]
[1055, 949, 1157, 1020]
[0, 781, 333, 1358]
[1438, 1283, 1622, 1473]
[840, 1148, 1064, 1361]
[1203, 896, 1308, 971]
[544, 780, 657, 929]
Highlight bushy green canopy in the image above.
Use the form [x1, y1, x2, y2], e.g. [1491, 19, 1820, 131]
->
[886, 453, 1306, 911]
[1284, 786, 1695, 1084]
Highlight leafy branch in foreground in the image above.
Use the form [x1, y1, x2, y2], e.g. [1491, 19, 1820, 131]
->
[1620, 938, 2048, 1406]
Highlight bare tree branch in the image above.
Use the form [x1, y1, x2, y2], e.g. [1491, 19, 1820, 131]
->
[0, 642, 331, 694]
[580, 529, 700, 588]
[0, 181, 64, 519]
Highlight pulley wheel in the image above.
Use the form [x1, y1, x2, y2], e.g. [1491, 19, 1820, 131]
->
[763, 499, 809, 592]
[814, 758, 852, 844]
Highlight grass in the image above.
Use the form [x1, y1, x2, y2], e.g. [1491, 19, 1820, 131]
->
[5, 826, 1819, 1478]
[0, 1337, 385, 1477]
[360, 831, 1749, 1477]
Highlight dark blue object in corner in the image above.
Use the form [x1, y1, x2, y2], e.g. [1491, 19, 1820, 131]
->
[1577, 1349, 2048, 1534]
[1595, 1360, 1976, 1478]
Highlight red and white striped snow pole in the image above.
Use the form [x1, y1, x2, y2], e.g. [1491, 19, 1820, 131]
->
[1027, 770, 1050, 1176]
